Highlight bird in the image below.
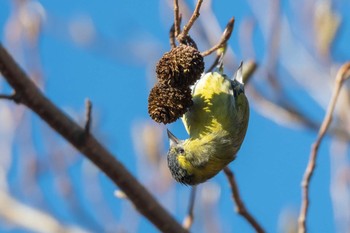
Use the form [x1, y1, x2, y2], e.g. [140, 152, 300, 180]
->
[167, 64, 249, 185]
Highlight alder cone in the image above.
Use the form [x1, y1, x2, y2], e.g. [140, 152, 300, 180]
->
[156, 44, 204, 88]
[148, 83, 193, 124]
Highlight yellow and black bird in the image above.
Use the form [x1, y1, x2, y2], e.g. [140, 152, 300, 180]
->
[167, 64, 249, 185]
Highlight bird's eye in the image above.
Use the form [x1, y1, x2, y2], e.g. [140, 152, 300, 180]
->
[179, 148, 185, 154]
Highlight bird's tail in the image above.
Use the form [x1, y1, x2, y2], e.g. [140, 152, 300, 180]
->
[233, 62, 244, 84]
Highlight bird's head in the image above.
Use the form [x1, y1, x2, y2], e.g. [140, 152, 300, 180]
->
[166, 129, 196, 185]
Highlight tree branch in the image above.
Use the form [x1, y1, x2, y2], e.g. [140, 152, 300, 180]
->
[298, 62, 350, 233]
[182, 186, 196, 230]
[177, 0, 203, 43]
[169, 15, 182, 49]
[0, 43, 188, 233]
[206, 52, 223, 73]
[173, 0, 181, 38]
[201, 17, 235, 57]
[223, 167, 265, 233]
[84, 99, 92, 135]
[0, 191, 88, 233]
[0, 92, 21, 103]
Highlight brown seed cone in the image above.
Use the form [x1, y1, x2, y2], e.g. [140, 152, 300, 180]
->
[148, 83, 193, 124]
[156, 44, 204, 88]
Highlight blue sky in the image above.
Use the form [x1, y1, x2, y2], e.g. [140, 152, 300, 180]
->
[1, 1, 350, 233]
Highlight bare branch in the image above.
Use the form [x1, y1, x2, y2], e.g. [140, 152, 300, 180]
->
[249, 84, 350, 140]
[173, 0, 181, 37]
[201, 17, 235, 57]
[223, 167, 265, 233]
[170, 15, 182, 49]
[0, 191, 88, 233]
[177, 0, 203, 43]
[84, 99, 92, 135]
[0, 93, 14, 100]
[298, 62, 350, 233]
[206, 46, 226, 73]
[0, 92, 21, 103]
[169, 23, 176, 49]
[206, 52, 222, 72]
[182, 186, 197, 230]
[0, 43, 188, 233]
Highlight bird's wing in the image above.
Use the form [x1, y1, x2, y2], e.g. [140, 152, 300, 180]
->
[182, 72, 233, 137]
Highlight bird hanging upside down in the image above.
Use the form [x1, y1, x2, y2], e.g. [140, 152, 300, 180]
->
[167, 65, 249, 185]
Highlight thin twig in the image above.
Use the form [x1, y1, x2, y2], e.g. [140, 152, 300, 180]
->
[0, 92, 21, 103]
[173, 0, 181, 37]
[0, 43, 188, 233]
[298, 62, 350, 233]
[84, 99, 92, 134]
[169, 23, 176, 49]
[249, 84, 350, 141]
[170, 15, 182, 49]
[0, 191, 88, 233]
[177, 0, 203, 43]
[182, 186, 197, 230]
[206, 52, 222, 72]
[206, 46, 226, 73]
[223, 167, 265, 233]
[201, 17, 235, 57]
[0, 93, 15, 100]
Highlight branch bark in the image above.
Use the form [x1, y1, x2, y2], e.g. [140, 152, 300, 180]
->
[182, 186, 196, 230]
[173, 0, 181, 38]
[0, 43, 187, 233]
[201, 17, 235, 57]
[177, 0, 203, 43]
[223, 167, 265, 233]
[298, 62, 350, 233]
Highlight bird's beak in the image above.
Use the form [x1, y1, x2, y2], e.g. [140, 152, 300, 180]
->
[167, 129, 180, 147]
